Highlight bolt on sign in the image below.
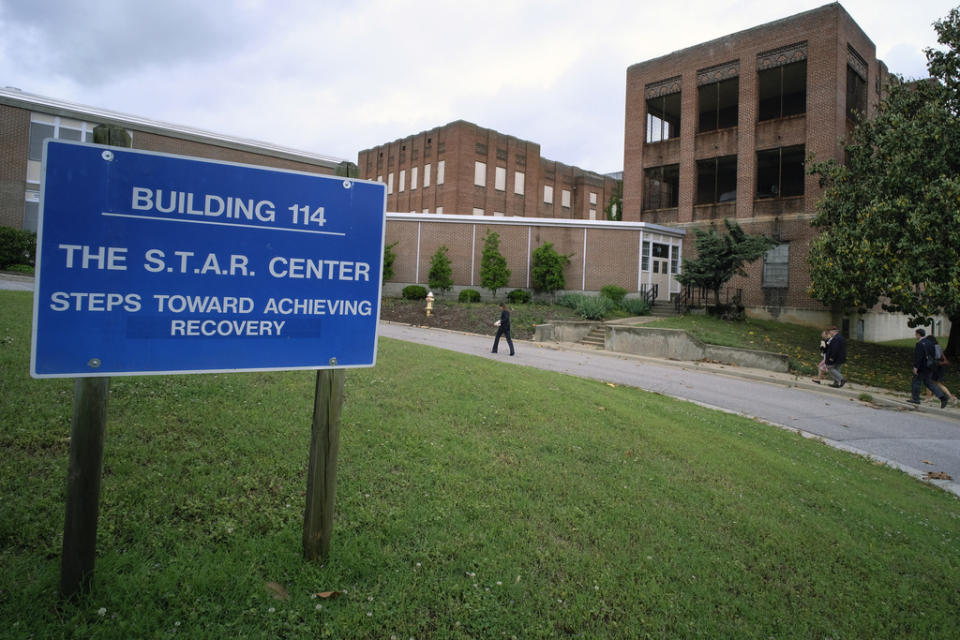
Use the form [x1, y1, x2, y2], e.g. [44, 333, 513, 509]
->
[31, 141, 387, 377]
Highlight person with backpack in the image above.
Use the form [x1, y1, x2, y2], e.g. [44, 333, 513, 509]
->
[910, 328, 948, 408]
[929, 336, 955, 404]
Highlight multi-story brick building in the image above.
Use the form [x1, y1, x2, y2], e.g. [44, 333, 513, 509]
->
[358, 120, 620, 221]
[0, 87, 345, 232]
[623, 2, 907, 337]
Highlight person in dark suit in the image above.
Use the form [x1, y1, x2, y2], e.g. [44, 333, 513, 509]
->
[491, 303, 515, 356]
[910, 328, 948, 408]
[824, 326, 847, 388]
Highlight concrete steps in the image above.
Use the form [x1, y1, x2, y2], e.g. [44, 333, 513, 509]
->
[578, 326, 606, 347]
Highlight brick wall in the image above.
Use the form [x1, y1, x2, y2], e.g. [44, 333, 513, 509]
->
[0, 104, 30, 228]
[623, 3, 888, 313]
[359, 120, 619, 221]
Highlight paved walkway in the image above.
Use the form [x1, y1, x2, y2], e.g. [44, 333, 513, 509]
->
[379, 321, 960, 498]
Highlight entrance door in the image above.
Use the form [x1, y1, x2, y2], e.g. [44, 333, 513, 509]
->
[650, 243, 671, 300]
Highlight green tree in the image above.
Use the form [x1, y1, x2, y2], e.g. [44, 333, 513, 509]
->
[807, 8, 960, 356]
[605, 180, 623, 221]
[427, 245, 454, 295]
[531, 242, 571, 300]
[479, 231, 510, 298]
[676, 219, 776, 307]
[382, 241, 398, 281]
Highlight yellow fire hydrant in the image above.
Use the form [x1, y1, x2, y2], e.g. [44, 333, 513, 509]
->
[425, 291, 434, 317]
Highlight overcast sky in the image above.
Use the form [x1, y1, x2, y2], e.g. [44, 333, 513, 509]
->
[1, 0, 955, 173]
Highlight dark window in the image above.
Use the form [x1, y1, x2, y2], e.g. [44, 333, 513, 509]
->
[698, 77, 739, 132]
[756, 146, 805, 199]
[846, 66, 867, 122]
[763, 243, 789, 287]
[646, 92, 681, 143]
[643, 164, 680, 210]
[652, 243, 669, 258]
[28, 122, 55, 161]
[758, 60, 806, 121]
[696, 155, 738, 204]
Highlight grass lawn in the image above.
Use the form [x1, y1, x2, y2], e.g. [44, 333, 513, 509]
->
[2, 290, 959, 638]
[644, 314, 933, 393]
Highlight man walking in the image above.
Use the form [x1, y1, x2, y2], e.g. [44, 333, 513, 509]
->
[824, 326, 847, 388]
[910, 328, 948, 408]
[491, 303, 515, 356]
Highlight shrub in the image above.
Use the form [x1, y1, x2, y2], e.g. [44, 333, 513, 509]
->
[620, 298, 652, 316]
[458, 289, 481, 303]
[575, 296, 615, 320]
[0, 227, 36, 270]
[402, 285, 427, 300]
[6, 264, 34, 274]
[600, 285, 628, 305]
[557, 293, 587, 310]
[531, 242, 570, 297]
[557, 294, 614, 320]
[507, 289, 531, 304]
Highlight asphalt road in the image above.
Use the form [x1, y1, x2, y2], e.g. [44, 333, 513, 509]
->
[379, 321, 960, 498]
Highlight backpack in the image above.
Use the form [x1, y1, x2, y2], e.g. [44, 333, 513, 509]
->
[923, 339, 936, 369]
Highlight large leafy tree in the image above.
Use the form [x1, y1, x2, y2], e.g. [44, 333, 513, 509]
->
[807, 8, 960, 356]
[676, 219, 776, 306]
[479, 231, 510, 297]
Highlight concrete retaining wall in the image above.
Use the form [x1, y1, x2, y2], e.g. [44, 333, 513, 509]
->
[537, 322, 790, 373]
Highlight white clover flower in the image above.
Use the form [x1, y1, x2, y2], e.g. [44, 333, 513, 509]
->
[268, 607, 275, 613]
[97, 607, 106, 616]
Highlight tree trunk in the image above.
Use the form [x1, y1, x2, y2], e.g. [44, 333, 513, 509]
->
[945, 313, 960, 360]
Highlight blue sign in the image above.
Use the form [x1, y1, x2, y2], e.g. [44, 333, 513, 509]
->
[31, 140, 386, 378]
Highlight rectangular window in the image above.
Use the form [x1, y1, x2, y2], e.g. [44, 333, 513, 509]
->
[387, 172, 394, 195]
[763, 243, 789, 287]
[473, 207, 484, 216]
[399, 169, 406, 192]
[514, 171, 525, 195]
[410, 167, 418, 190]
[589, 209, 597, 220]
[494, 211, 504, 217]
[423, 163, 431, 188]
[436, 206, 443, 214]
[695, 155, 738, 204]
[642, 240, 650, 271]
[670, 247, 679, 274]
[846, 65, 867, 122]
[642, 164, 680, 210]
[544, 185, 554, 204]
[474, 161, 486, 187]
[756, 146, 805, 199]
[561, 189, 571, 208]
[698, 77, 739, 132]
[758, 60, 806, 121]
[437, 160, 445, 185]
[495, 166, 506, 191]
[589, 192, 597, 205]
[646, 91, 682, 143]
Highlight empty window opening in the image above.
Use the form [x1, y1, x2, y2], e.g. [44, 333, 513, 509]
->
[758, 60, 806, 121]
[696, 155, 738, 204]
[698, 77, 739, 132]
[756, 146, 805, 199]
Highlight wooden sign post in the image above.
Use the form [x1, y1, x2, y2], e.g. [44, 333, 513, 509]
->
[302, 368, 345, 561]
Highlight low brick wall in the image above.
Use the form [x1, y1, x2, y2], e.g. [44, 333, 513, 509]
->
[536, 322, 790, 373]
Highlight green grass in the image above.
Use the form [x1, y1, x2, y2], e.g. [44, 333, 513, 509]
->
[644, 314, 931, 392]
[2, 290, 960, 638]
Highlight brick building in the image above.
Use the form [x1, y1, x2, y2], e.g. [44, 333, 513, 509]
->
[0, 88, 344, 232]
[358, 120, 620, 221]
[623, 3, 902, 336]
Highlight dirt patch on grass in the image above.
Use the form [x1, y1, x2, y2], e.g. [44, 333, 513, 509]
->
[379, 298, 581, 340]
